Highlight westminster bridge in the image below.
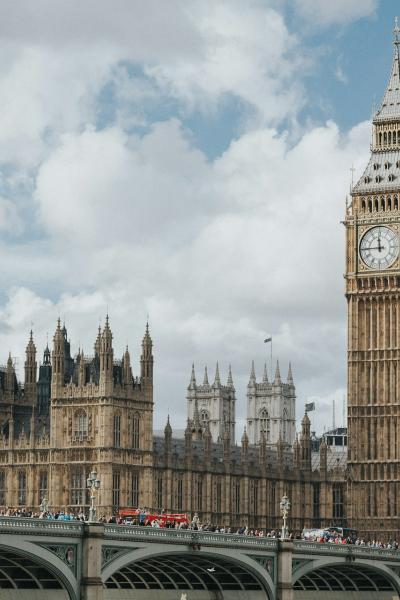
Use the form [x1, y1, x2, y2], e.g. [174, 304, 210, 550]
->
[0, 519, 399, 600]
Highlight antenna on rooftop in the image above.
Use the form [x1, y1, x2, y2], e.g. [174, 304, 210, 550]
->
[332, 398, 336, 430]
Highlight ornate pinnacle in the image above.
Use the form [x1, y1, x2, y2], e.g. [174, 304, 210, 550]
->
[203, 365, 209, 386]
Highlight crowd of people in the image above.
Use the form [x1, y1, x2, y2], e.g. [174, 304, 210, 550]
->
[0, 508, 399, 549]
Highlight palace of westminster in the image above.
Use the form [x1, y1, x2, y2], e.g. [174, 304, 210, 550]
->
[3, 28, 400, 538]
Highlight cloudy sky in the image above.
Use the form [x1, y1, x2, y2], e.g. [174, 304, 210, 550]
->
[0, 0, 397, 437]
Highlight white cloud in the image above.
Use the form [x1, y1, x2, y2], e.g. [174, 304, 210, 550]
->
[293, 0, 378, 27]
[0, 0, 376, 437]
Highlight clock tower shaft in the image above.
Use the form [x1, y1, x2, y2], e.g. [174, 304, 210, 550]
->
[346, 22, 400, 538]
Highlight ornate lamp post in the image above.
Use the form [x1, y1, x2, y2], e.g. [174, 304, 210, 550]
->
[87, 469, 100, 523]
[280, 493, 291, 540]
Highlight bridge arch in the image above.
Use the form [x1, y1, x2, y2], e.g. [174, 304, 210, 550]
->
[293, 557, 400, 599]
[103, 547, 274, 599]
[0, 542, 76, 600]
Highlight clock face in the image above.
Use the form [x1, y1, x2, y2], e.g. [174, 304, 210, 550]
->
[359, 226, 399, 270]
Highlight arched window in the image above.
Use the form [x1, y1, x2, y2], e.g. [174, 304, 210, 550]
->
[132, 413, 140, 450]
[384, 131, 387, 145]
[368, 200, 372, 212]
[379, 132, 382, 146]
[74, 410, 87, 439]
[394, 131, 397, 144]
[259, 409, 270, 441]
[200, 410, 209, 429]
[388, 197, 392, 210]
[361, 199, 366, 211]
[389, 131, 392, 145]
[395, 196, 399, 210]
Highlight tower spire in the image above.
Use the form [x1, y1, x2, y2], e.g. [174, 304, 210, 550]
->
[274, 360, 281, 385]
[213, 361, 221, 387]
[287, 362, 294, 385]
[262, 363, 268, 383]
[188, 363, 196, 389]
[203, 365, 209, 386]
[227, 364, 234, 388]
[248, 360, 256, 386]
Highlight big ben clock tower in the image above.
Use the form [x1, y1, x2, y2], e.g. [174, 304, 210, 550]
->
[346, 21, 400, 538]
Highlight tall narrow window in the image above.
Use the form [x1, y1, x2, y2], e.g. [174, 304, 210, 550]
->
[39, 471, 48, 503]
[177, 477, 183, 511]
[113, 413, 121, 447]
[74, 410, 87, 439]
[332, 484, 344, 519]
[156, 474, 163, 510]
[70, 468, 85, 505]
[0, 472, 5, 505]
[196, 476, 203, 512]
[254, 480, 259, 517]
[215, 478, 222, 513]
[132, 413, 140, 450]
[129, 471, 139, 507]
[313, 483, 320, 520]
[112, 471, 120, 510]
[259, 409, 270, 441]
[234, 479, 241, 514]
[18, 471, 26, 506]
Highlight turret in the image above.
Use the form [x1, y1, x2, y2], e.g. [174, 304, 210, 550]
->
[241, 427, 249, 464]
[319, 436, 328, 475]
[94, 325, 101, 356]
[99, 315, 114, 386]
[164, 415, 172, 461]
[5, 353, 14, 396]
[51, 318, 65, 390]
[78, 350, 86, 387]
[24, 330, 37, 400]
[140, 322, 153, 383]
[122, 346, 132, 386]
[184, 418, 193, 467]
[300, 412, 312, 471]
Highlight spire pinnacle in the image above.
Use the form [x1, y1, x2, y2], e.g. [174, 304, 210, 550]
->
[262, 363, 268, 383]
[287, 362, 294, 385]
[203, 365, 209, 386]
[227, 364, 234, 388]
[274, 360, 281, 384]
[189, 363, 196, 389]
[248, 360, 256, 386]
[213, 361, 221, 387]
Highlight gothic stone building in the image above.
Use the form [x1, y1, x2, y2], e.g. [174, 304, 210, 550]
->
[0, 318, 345, 532]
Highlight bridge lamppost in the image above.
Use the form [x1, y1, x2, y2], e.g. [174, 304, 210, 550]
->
[87, 469, 100, 523]
[280, 493, 290, 540]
